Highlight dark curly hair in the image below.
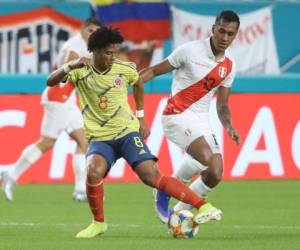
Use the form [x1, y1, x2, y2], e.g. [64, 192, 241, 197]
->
[88, 26, 124, 52]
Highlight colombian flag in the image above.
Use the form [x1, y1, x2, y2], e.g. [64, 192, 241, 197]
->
[92, 0, 171, 42]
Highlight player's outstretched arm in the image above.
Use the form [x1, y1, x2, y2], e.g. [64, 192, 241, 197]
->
[47, 57, 91, 86]
[139, 59, 175, 84]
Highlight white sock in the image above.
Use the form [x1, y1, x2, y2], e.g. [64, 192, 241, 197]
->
[8, 144, 43, 181]
[174, 177, 212, 211]
[174, 154, 207, 183]
[72, 154, 86, 192]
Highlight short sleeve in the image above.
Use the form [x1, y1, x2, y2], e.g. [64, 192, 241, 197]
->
[126, 62, 139, 86]
[167, 43, 189, 68]
[128, 69, 139, 86]
[67, 69, 78, 86]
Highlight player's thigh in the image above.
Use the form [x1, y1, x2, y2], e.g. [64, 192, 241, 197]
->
[41, 103, 69, 139]
[67, 109, 87, 153]
[187, 134, 222, 166]
[69, 128, 87, 153]
[87, 140, 117, 177]
[66, 107, 84, 139]
[187, 136, 213, 164]
[118, 132, 157, 169]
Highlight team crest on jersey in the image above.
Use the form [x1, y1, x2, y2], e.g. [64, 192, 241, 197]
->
[113, 74, 123, 88]
[218, 66, 227, 78]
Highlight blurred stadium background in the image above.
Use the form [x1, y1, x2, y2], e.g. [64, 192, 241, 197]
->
[0, 0, 299, 249]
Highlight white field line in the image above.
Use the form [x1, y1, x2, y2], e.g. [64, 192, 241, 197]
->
[0, 222, 300, 230]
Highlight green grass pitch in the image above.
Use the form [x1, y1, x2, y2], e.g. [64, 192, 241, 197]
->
[0, 180, 300, 250]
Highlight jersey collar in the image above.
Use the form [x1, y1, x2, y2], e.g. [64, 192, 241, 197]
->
[92, 66, 111, 75]
[205, 37, 226, 63]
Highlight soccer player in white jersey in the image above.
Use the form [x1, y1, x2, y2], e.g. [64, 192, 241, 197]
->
[139, 10, 242, 223]
[0, 18, 102, 202]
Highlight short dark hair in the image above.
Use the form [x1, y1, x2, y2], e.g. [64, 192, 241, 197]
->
[83, 17, 102, 28]
[215, 10, 240, 29]
[88, 26, 124, 51]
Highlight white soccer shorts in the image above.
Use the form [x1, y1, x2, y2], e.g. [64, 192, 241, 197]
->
[40, 102, 84, 139]
[161, 109, 221, 153]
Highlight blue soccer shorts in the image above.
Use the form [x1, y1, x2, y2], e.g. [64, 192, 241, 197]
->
[87, 131, 157, 172]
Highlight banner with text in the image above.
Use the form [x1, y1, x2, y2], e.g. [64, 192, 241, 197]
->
[172, 6, 280, 75]
[0, 7, 82, 74]
[0, 93, 299, 183]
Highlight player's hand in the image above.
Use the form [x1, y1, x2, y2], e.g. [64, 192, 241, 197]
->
[138, 118, 150, 138]
[226, 126, 241, 145]
[69, 57, 91, 70]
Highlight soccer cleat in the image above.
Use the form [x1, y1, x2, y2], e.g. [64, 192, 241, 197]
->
[0, 172, 15, 201]
[194, 203, 222, 224]
[167, 208, 175, 224]
[72, 191, 87, 202]
[76, 221, 108, 238]
[153, 189, 171, 224]
[201, 194, 208, 201]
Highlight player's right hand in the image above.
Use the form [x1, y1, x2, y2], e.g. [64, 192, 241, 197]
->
[69, 57, 91, 69]
[226, 127, 241, 145]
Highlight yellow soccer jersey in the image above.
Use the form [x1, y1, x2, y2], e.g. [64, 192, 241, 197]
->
[67, 60, 140, 141]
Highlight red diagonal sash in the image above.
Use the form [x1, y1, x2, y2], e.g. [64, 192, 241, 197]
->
[163, 57, 233, 115]
[47, 81, 75, 103]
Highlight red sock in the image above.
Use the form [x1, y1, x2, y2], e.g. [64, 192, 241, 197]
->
[86, 177, 104, 222]
[154, 175, 206, 209]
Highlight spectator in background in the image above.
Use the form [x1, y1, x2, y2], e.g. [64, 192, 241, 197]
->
[139, 10, 241, 223]
[0, 17, 102, 202]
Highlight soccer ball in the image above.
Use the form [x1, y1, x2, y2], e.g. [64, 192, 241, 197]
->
[168, 210, 199, 238]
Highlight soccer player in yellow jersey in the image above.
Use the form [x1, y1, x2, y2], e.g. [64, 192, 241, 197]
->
[47, 26, 221, 238]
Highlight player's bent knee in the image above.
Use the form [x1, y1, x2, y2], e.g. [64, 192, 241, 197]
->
[212, 159, 223, 182]
[138, 173, 156, 187]
[135, 161, 160, 187]
[210, 168, 223, 184]
[202, 164, 223, 187]
[87, 164, 105, 179]
[36, 137, 56, 152]
[214, 172, 223, 184]
[200, 154, 213, 166]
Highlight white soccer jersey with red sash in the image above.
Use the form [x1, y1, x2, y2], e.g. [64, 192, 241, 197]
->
[163, 38, 236, 115]
[41, 33, 91, 106]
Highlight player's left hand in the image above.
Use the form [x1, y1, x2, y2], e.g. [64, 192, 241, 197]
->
[138, 118, 150, 138]
[226, 127, 241, 145]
